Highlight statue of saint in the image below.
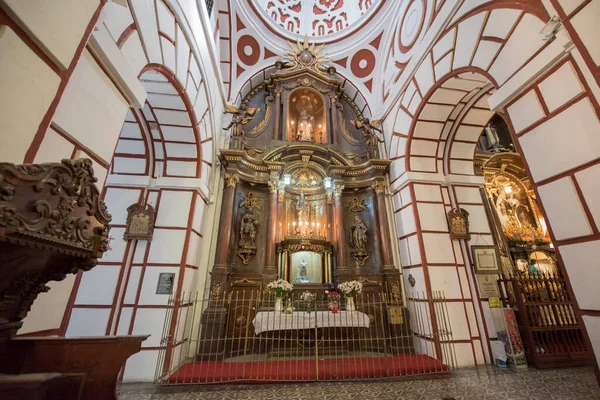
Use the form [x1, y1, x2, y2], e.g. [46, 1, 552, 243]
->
[350, 215, 368, 251]
[296, 95, 314, 141]
[238, 213, 259, 249]
[294, 257, 310, 283]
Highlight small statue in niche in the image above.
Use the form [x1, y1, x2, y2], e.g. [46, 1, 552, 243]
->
[294, 256, 310, 283]
[350, 215, 370, 266]
[350, 215, 368, 251]
[350, 118, 384, 158]
[237, 212, 259, 264]
[223, 103, 261, 138]
[296, 95, 315, 141]
[239, 213, 259, 248]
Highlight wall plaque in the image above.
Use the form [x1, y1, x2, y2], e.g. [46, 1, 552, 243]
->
[472, 245, 501, 274]
[156, 273, 175, 294]
[447, 208, 470, 240]
[477, 274, 500, 298]
[124, 203, 156, 241]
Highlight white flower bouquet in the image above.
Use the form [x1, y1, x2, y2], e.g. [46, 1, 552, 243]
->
[338, 280, 363, 297]
[300, 291, 316, 302]
[266, 279, 293, 298]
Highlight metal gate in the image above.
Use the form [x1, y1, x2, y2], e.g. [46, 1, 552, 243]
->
[154, 291, 456, 384]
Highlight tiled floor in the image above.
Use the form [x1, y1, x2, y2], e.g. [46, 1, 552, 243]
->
[118, 365, 600, 399]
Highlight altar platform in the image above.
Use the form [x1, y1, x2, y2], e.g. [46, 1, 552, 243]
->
[167, 354, 450, 384]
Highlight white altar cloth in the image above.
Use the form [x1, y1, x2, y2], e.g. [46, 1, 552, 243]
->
[253, 311, 370, 334]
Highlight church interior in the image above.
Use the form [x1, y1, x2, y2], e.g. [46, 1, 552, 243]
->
[0, 0, 599, 398]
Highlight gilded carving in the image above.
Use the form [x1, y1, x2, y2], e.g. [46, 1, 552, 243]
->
[333, 184, 345, 198]
[239, 192, 262, 212]
[247, 101, 271, 136]
[211, 283, 224, 300]
[371, 181, 387, 194]
[346, 197, 368, 214]
[268, 179, 279, 194]
[390, 283, 401, 305]
[223, 103, 261, 137]
[241, 143, 265, 158]
[224, 173, 240, 188]
[279, 36, 334, 75]
[447, 208, 470, 240]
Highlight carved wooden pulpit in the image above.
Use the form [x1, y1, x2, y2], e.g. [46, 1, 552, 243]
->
[0, 159, 147, 399]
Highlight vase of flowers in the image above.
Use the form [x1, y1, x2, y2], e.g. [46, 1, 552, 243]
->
[338, 280, 363, 312]
[300, 291, 316, 313]
[326, 290, 341, 314]
[266, 279, 293, 312]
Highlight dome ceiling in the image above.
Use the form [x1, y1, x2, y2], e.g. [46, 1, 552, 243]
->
[253, 0, 381, 37]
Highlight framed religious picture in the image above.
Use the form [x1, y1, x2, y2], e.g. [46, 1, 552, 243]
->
[472, 245, 501, 274]
[123, 203, 156, 241]
[447, 208, 470, 240]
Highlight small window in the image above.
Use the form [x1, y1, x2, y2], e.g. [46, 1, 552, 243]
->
[205, 0, 214, 16]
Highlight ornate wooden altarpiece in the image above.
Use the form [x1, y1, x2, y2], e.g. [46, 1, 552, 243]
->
[199, 39, 412, 359]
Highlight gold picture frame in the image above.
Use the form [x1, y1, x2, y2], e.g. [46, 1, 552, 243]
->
[471, 245, 500, 274]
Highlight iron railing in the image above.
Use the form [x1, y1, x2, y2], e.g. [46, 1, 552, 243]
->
[154, 290, 455, 384]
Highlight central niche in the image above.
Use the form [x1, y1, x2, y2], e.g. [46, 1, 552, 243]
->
[287, 88, 326, 143]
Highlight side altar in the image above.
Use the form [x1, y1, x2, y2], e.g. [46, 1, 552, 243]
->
[197, 38, 412, 360]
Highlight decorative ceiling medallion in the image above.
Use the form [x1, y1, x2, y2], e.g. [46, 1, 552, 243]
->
[280, 36, 334, 74]
[255, 0, 380, 38]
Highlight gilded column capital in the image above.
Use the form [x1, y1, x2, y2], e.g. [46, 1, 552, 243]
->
[224, 173, 239, 188]
[333, 184, 345, 198]
[371, 181, 388, 194]
[268, 179, 279, 194]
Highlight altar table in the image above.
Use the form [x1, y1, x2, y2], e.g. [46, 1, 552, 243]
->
[253, 311, 370, 334]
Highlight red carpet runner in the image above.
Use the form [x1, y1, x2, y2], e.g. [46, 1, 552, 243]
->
[168, 355, 449, 384]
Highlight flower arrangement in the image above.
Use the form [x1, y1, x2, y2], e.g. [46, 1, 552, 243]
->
[266, 279, 293, 298]
[300, 291, 316, 302]
[338, 280, 363, 297]
[503, 221, 550, 247]
[326, 290, 340, 314]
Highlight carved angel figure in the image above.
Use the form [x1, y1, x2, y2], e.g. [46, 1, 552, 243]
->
[223, 103, 261, 137]
[350, 118, 385, 157]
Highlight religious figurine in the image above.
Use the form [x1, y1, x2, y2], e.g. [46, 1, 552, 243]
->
[296, 95, 315, 141]
[495, 188, 530, 228]
[239, 213, 259, 249]
[294, 257, 310, 283]
[237, 212, 259, 264]
[350, 215, 368, 251]
[223, 103, 260, 138]
[350, 118, 384, 158]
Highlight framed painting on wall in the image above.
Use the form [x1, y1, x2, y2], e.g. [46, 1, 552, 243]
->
[472, 245, 501, 274]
